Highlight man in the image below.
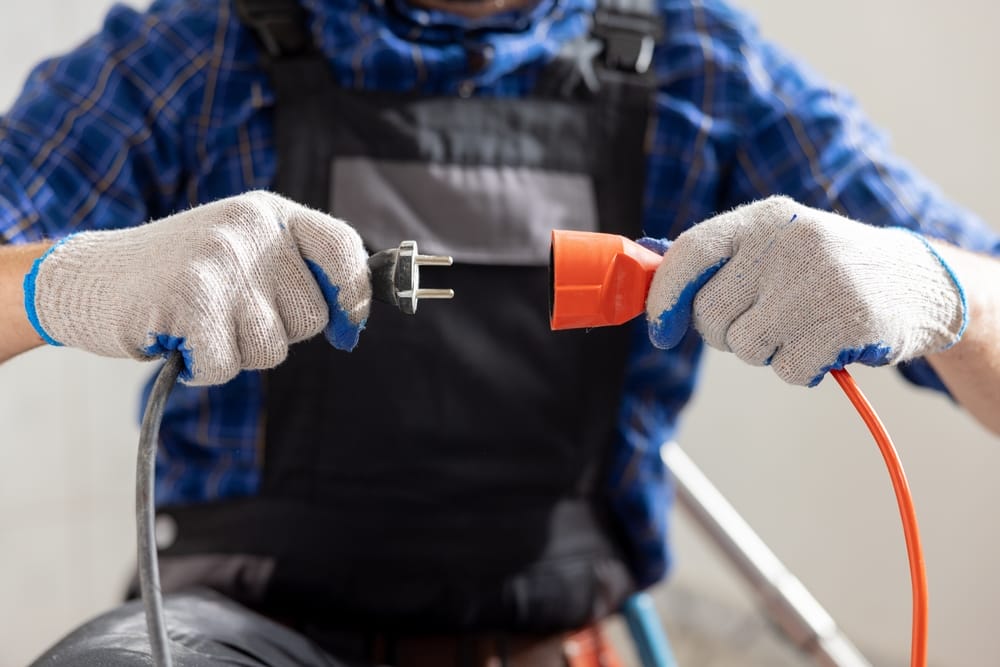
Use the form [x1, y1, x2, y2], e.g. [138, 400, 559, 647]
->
[1, 0, 998, 665]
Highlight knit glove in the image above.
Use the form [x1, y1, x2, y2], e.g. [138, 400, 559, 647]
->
[24, 191, 370, 385]
[645, 196, 966, 386]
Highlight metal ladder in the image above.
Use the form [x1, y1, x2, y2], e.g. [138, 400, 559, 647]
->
[620, 441, 871, 667]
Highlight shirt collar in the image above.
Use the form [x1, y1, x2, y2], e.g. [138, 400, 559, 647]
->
[302, 0, 595, 92]
[382, 0, 564, 35]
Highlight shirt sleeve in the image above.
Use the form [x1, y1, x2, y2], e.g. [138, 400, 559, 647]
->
[710, 1, 1000, 392]
[0, 1, 224, 244]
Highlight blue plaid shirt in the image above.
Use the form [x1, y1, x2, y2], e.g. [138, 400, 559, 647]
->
[2, 0, 997, 587]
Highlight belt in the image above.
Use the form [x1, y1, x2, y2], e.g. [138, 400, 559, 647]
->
[361, 626, 624, 667]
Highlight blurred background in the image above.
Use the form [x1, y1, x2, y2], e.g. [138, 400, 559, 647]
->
[1, 1, 998, 665]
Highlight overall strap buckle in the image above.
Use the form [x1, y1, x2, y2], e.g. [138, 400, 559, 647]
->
[234, 0, 312, 58]
[536, 0, 663, 99]
[593, 0, 664, 74]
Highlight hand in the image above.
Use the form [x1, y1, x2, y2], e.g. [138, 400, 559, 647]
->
[645, 196, 966, 386]
[24, 191, 370, 385]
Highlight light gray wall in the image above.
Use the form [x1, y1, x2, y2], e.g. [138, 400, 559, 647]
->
[0, 1, 996, 666]
[671, 1, 1000, 666]
[0, 5, 149, 665]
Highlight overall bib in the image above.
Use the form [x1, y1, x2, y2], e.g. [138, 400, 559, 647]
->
[158, 0, 661, 635]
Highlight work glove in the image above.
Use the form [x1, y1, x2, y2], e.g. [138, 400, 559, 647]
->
[645, 196, 966, 386]
[24, 191, 370, 385]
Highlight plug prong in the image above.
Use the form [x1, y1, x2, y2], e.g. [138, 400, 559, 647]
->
[415, 288, 455, 299]
[416, 254, 453, 266]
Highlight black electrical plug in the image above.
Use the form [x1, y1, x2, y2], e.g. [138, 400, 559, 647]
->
[368, 240, 454, 314]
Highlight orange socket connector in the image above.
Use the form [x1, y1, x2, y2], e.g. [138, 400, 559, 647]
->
[548, 228, 927, 667]
[549, 230, 664, 330]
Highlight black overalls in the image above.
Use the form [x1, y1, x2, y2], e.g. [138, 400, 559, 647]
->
[158, 0, 661, 637]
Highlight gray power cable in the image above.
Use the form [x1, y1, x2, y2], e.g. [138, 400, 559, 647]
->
[137, 351, 183, 667]
[134, 241, 453, 667]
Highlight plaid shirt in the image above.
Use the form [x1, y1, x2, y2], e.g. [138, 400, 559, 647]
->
[2, 0, 997, 587]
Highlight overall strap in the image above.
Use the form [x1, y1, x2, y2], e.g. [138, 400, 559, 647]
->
[535, 0, 663, 102]
[234, 0, 337, 206]
[235, 0, 333, 99]
[593, 0, 662, 75]
[235, 0, 313, 57]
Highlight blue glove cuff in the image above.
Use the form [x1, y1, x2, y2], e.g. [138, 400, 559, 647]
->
[903, 229, 968, 344]
[22, 237, 72, 347]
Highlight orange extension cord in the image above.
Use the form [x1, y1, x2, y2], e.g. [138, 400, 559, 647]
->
[831, 368, 928, 667]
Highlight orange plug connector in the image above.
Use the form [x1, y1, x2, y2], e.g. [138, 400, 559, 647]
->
[549, 230, 664, 330]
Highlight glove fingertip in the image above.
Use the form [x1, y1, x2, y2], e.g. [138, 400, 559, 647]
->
[326, 313, 366, 351]
[305, 259, 366, 352]
[648, 308, 689, 350]
[648, 258, 726, 350]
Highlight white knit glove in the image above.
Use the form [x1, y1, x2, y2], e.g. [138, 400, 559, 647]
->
[24, 191, 370, 385]
[645, 196, 966, 386]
